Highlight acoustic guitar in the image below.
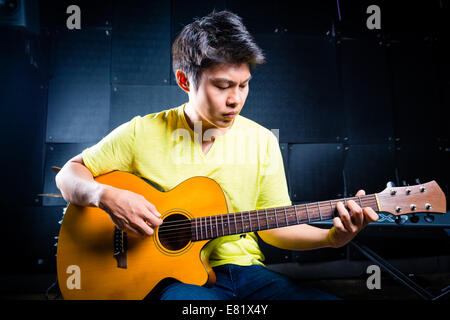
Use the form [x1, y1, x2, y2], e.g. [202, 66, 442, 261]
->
[56, 171, 447, 299]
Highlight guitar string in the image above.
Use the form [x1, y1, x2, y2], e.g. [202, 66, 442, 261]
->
[156, 200, 380, 239]
[156, 194, 380, 228]
[157, 198, 379, 232]
[149, 191, 433, 242]
[157, 199, 381, 234]
[156, 200, 424, 243]
[152, 191, 423, 229]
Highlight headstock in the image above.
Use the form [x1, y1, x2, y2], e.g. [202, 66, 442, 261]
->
[377, 180, 446, 217]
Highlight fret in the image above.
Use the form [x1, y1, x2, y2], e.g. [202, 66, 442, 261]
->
[204, 216, 208, 239]
[195, 218, 198, 241]
[305, 204, 310, 223]
[329, 200, 333, 215]
[241, 212, 245, 233]
[293, 205, 299, 224]
[283, 207, 289, 226]
[357, 196, 363, 208]
[317, 202, 322, 220]
[265, 209, 269, 229]
[221, 215, 224, 236]
[256, 210, 261, 230]
[215, 215, 219, 237]
[234, 213, 238, 234]
[274, 208, 279, 227]
[227, 214, 231, 235]
[248, 211, 252, 232]
[210, 216, 214, 238]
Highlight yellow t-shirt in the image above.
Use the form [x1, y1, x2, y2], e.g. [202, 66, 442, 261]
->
[82, 103, 292, 268]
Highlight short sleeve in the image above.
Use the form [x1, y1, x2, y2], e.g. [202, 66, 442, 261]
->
[255, 132, 292, 210]
[81, 116, 139, 177]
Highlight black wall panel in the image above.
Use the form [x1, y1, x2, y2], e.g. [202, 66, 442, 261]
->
[279, 143, 290, 196]
[109, 85, 188, 129]
[0, 30, 48, 207]
[111, 0, 171, 85]
[226, 0, 335, 36]
[341, 39, 394, 144]
[395, 143, 447, 195]
[241, 34, 343, 143]
[390, 41, 443, 143]
[46, 29, 111, 143]
[2, 206, 63, 273]
[288, 143, 344, 202]
[343, 143, 396, 196]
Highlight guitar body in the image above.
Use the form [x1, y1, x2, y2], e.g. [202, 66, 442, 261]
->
[57, 171, 232, 300]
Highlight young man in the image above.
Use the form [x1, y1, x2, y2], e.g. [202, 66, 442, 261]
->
[55, 10, 378, 300]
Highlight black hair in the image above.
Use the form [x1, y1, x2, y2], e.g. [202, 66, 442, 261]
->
[172, 10, 265, 90]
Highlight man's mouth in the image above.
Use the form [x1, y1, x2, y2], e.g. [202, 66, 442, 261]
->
[223, 113, 236, 119]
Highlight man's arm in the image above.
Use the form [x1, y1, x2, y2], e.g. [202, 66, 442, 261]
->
[258, 189, 379, 250]
[55, 154, 162, 236]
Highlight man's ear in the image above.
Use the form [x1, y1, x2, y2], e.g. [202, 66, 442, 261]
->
[176, 70, 190, 92]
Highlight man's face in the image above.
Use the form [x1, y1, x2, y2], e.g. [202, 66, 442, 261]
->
[188, 63, 251, 129]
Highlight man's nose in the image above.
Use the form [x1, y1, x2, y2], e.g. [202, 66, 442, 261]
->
[226, 87, 241, 106]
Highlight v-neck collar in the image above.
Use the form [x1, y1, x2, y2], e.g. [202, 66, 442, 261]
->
[178, 103, 238, 160]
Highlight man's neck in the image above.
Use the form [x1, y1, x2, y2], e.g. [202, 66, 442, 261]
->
[183, 103, 231, 142]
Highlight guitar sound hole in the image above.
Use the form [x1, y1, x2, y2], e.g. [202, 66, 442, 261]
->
[158, 214, 192, 251]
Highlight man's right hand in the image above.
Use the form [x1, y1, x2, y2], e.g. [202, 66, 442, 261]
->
[99, 185, 163, 236]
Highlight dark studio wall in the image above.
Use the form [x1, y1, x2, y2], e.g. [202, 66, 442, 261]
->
[0, 0, 449, 283]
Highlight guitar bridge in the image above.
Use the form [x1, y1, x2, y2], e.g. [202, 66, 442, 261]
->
[113, 227, 127, 269]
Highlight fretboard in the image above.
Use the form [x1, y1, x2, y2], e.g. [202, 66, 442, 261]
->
[191, 194, 379, 241]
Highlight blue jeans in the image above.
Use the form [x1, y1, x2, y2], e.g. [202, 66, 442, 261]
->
[157, 264, 340, 300]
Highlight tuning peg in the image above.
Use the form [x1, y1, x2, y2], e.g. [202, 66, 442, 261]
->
[402, 180, 409, 186]
[409, 214, 419, 223]
[415, 178, 421, 184]
[395, 215, 408, 225]
[424, 214, 435, 223]
[386, 181, 396, 188]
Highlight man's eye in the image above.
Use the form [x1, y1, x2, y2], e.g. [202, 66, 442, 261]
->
[216, 86, 228, 90]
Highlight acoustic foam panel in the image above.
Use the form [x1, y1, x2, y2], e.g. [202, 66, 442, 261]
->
[46, 28, 111, 143]
[340, 38, 394, 144]
[288, 143, 345, 203]
[343, 143, 396, 196]
[390, 41, 443, 143]
[43, 143, 93, 206]
[111, 0, 171, 85]
[109, 85, 188, 129]
[241, 34, 343, 143]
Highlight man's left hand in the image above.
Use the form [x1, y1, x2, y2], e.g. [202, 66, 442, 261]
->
[327, 189, 379, 248]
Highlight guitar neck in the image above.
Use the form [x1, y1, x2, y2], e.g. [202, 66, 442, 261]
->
[191, 194, 379, 241]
